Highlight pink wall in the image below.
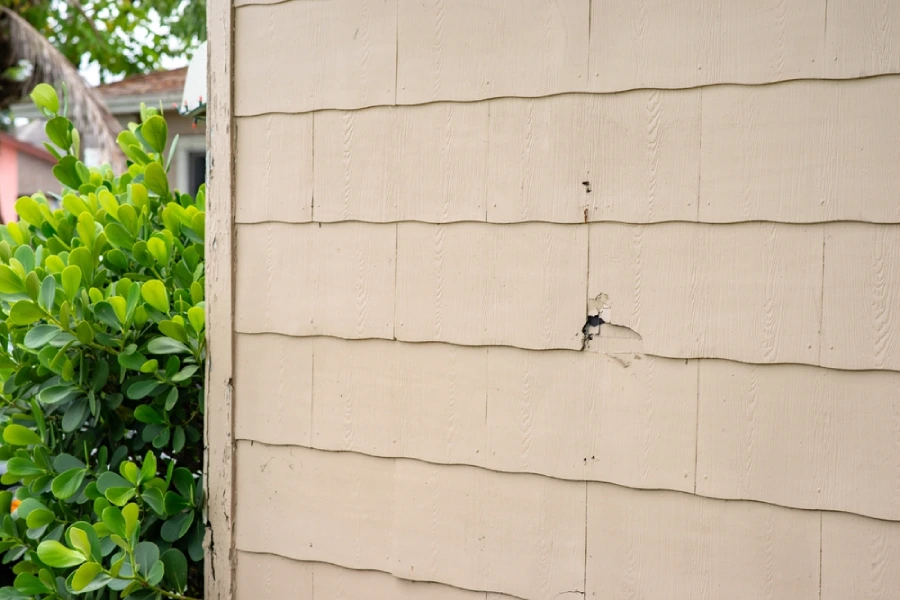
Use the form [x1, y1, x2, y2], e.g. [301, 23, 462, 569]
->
[0, 143, 18, 224]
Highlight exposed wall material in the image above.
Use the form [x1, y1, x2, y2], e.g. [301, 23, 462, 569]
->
[212, 0, 900, 597]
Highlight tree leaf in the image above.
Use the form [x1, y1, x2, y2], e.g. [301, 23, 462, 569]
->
[187, 306, 205, 333]
[6, 458, 43, 478]
[140, 451, 157, 483]
[30, 84, 59, 114]
[160, 511, 193, 543]
[14, 197, 43, 228]
[24, 324, 61, 349]
[96, 472, 131, 495]
[0, 265, 24, 293]
[163, 492, 191, 516]
[160, 548, 187, 593]
[71, 562, 102, 592]
[39, 276, 55, 311]
[147, 337, 188, 355]
[36, 540, 85, 568]
[144, 162, 169, 196]
[2, 424, 43, 446]
[61, 265, 81, 303]
[127, 379, 160, 400]
[134, 405, 165, 424]
[51, 468, 85, 500]
[122, 503, 140, 539]
[141, 116, 168, 154]
[140, 280, 169, 313]
[141, 488, 165, 516]
[61, 398, 89, 433]
[101, 507, 126, 539]
[13, 572, 50, 595]
[9, 301, 45, 325]
[24, 508, 54, 529]
[104, 487, 136, 507]
[133, 541, 159, 577]
[38, 385, 80, 405]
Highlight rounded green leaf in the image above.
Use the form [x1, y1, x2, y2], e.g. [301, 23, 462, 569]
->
[61, 265, 82, 302]
[96, 472, 131, 494]
[187, 306, 205, 333]
[101, 506, 126, 538]
[71, 562, 102, 592]
[141, 116, 168, 154]
[24, 324, 61, 349]
[36, 540, 85, 568]
[51, 468, 86, 500]
[0, 264, 24, 293]
[146, 559, 165, 586]
[39, 275, 55, 311]
[122, 503, 140, 539]
[104, 223, 134, 250]
[3, 424, 43, 446]
[38, 385, 80, 405]
[25, 508, 55, 529]
[147, 237, 169, 266]
[144, 162, 169, 196]
[14, 572, 51, 595]
[104, 487, 136, 507]
[160, 510, 193, 543]
[9, 301, 45, 325]
[30, 84, 59, 114]
[147, 337, 189, 355]
[14, 196, 43, 227]
[134, 541, 160, 577]
[134, 405, 164, 424]
[140, 280, 169, 313]
[160, 548, 187, 593]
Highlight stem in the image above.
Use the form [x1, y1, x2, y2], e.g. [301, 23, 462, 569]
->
[144, 584, 200, 600]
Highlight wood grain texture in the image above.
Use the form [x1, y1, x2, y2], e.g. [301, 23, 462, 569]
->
[234, 223, 396, 339]
[235, 443, 585, 599]
[234, 335, 312, 447]
[589, 0, 825, 92]
[396, 222, 588, 350]
[235, 114, 313, 223]
[397, 0, 589, 104]
[586, 484, 821, 600]
[235, 552, 515, 600]
[821, 513, 900, 600]
[822, 224, 900, 370]
[700, 78, 900, 223]
[825, 0, 900, 79]
[234, 0, 396, 115]
[589, 222, 824, 365]
[697, 361, 900, 521]
[313, 104, 490, 223]
[205, 1, 235, 596]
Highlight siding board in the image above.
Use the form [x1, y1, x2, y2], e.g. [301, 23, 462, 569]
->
[235, 443, 586, 599]
[236, 115, 313, 223]
[697, 361, 900, 520]
[589, 222, 824, 365]
[821, 513, 900, 600]
[586, 485, 821, 600]
[234, 0, 397, 115]
[237, 77, 900, 225]
[235, 552, 515, 600]
[395, 223, 588, 350]
[822, 224, 900, 370]
[396, 0, 590, 104]
[825, 0, 900, 79]
[589, 0, 825, 93]
[234, 223, 396, 339]
[699, 78, 900, 223]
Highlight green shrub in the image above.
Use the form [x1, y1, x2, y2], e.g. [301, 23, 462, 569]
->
[0, 84, 205, 599]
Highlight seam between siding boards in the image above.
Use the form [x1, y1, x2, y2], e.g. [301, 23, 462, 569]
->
[234, 218, 900, 227]
[232, 72, 900, 117]
[231, 331, 900, 375]
[236, 550, 529, 600]
[238, 440, 900, 525]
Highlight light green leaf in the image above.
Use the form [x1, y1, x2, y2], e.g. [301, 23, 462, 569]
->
[104, 487, 136, 507]
[141, 279, 169, 313]
[187, 306, 205, 333]
[71, 562, 102, 592]
[51, 468, 86, 500]
[144, 162, 169, 196]
[147, 337, 189, 355]
[3, 424, 43, 446]
[24, 508, 55, 529]
[30, 84, 59, 114]
[147, 237, 169, 266]
[9, 301, 45, 325]
[36, 540, 85, 568]
[61, 265, 81, 302]
[0, 264, 24, 293]
[14, 196, 42, 227]
[101, 507, 126, 539]
[141, 115, 168, 154]
[68, 527, 91, 559]
[122, 503, 139, 539]
[140, 452, 157, 483]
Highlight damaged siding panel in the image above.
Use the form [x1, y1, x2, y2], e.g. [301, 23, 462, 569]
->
[700, 77, 900, 223]
[397, 0, 590, 104]
[586, 485, 821, 600]
[589, 222, 824, 366]
[235, 115, 313, 223]
[395, 222, 588, 350]
[235, 443, 586, 599]
[234, 223, 396, 339]
[697, 361, 900, 521]
[235, 552, 515, 600]
[821, 513, 900, 600]
[233, 0, 397, 115]
[822, 224, 900, 371]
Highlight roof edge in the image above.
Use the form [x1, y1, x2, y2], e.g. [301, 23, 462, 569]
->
[0, 133, 55, 163]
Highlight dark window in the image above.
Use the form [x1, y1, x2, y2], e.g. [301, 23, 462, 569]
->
[188, 151, 206, 196]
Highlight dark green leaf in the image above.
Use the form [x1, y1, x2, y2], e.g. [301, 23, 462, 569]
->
[61, 398, 89, 432]
[127, 379, 160, 400]
[160, 511, 193, 543]
[133, 541, 159, 577]
[160, 548, 187, 593]
[147, 337, 188, 355]
[134, 405, 164, 424]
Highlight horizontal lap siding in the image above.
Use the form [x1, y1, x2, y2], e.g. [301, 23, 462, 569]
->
[235, 222, 900, 370]
[235, 443, 586, 599]
[234, 334, 900, 520]
[235, 77, 900, 225]
[821, 513, 900, 600]
[235, 552, 514, 600]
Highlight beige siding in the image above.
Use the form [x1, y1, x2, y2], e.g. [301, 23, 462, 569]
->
[219, 0, 900, 597]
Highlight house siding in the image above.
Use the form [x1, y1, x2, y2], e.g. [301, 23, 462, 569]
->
[209, 0, 900, 598]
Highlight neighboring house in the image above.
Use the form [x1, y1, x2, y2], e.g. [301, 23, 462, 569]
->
[11, 67, 207, 202]
[207, 2, 900, 600]
[0, 132, 57, 223]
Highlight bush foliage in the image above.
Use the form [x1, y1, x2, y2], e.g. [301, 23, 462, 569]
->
[0, 84, 205, 599]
